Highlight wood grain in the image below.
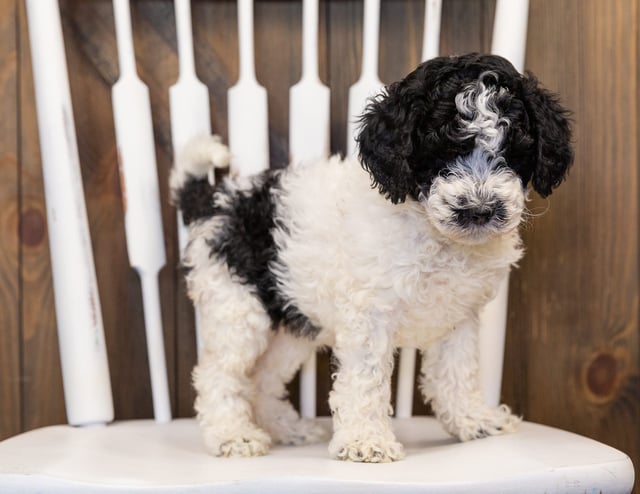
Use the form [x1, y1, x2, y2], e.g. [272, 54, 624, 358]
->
[1, 1, 637, 488]
[0, 0, 21, 441]
[504, 0, 639, 487]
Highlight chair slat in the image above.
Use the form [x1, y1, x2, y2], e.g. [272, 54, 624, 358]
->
[491, 0, 530, 73]
[111, 0, 171, 423]
[299, 353, 318, 418]
[228, 0, 269, 176]
[289, 0, 331, 168]
[346, 0, 384, 156]
[422, 0, 442, 62]
[395, 348, 417, 418]
[478, 276, 510, 406]
[24, 0, 114, 427]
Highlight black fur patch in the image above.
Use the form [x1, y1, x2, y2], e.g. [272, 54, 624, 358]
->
[178, 176, 216, 225]
[189, 171, 320, 338]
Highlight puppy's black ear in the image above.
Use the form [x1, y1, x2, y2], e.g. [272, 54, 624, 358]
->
[522, 73, 573, 197]
[356, 82, 422, 204]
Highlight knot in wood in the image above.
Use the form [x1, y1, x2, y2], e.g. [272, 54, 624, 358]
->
[585, 352, 619, 401]
[20, 208, 46, 247]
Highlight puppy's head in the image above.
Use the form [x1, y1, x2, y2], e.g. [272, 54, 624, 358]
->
[357, 53, 573, 244]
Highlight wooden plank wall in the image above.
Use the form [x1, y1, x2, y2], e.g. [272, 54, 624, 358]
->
[0, 0, 637, 487]
[0, 0, 21, 440]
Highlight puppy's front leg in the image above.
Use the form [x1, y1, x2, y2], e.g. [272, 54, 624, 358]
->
[420, 318, 521, 441]
[328, 317, 405, 462]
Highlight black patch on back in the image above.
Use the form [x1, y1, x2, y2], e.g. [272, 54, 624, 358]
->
[197, 171, 320, 338]
[178, 176, 216, 225]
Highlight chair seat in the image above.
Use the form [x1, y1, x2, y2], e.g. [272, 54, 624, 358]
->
[0, 417, 633, 493]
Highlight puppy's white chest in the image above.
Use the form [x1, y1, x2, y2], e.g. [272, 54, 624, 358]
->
[392, 235, 520, 347]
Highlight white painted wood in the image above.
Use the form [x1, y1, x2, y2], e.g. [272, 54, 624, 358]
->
[169, 0, 212, 363]
[228, 0, 269, 176]
[289, 0, 330, 168]
[299, 353, 317, 419]
[346, 0, 384, 156]
[478, 275, 510, 406]
[421, 0, 442, 62]
[395, 349, 416, 418]
[395, 0, 443, 419]
[112, 0, 171, 423]
[24, 0, 114, 427]
[477, 0, 529, 408]
[0, 418, 633, 493]
[491, 0, 530, 73]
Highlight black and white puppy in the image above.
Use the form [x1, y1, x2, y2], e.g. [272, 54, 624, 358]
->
[170, 53, 573, 462]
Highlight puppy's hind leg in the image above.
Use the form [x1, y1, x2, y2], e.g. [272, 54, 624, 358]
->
[252, 330, 328, 445]
[187, 233, 272, 457]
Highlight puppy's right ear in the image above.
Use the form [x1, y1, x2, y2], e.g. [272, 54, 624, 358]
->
[521, 73, 574, 197]
[356, 81, 422, 204]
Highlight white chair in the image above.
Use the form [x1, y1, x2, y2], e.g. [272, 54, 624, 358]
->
[0, 0, 634, 492]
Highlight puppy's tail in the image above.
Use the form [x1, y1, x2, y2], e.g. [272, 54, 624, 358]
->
[169, 134, 230, 225]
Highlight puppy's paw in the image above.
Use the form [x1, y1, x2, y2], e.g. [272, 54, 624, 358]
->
[329, 436, 405, 463]
[203, 425, 272, 457]
[269, 418, 330, 446]
[449, 404, 521, 442]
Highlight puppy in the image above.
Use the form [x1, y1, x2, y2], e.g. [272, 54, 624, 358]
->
[170, 53, 573, 462]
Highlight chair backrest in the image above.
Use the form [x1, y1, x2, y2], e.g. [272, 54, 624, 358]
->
[25, 0, 529, 427]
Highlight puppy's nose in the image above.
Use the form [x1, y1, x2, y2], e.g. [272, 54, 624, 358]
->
[455, 206, 496, 226]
